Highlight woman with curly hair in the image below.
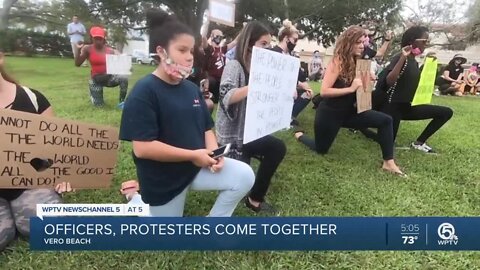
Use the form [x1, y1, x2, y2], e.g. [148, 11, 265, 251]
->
[294, 26, 405, 176]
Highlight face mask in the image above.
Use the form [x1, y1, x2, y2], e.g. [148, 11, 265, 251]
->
[363, 36, 370, 47]
[287, 39, 296, 53]
[212, 36, 222, 45]
[411, 47, 422, 56]
[161, 50, 193, 80]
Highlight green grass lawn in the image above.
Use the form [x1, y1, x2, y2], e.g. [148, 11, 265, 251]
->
[1, 56, 480, 269]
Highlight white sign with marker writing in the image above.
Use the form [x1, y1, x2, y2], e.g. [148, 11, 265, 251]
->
[209, 0, 235, 27]
[243, 47, 300, 144]
[106, 54, 132, 75]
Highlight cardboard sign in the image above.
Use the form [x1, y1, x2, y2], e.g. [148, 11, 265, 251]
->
[356, 59, 373, 113]
[209, 0, 236, 27]
[106, 54, 132, 75]
[411, 57, 438, 106]
[243, 47, 300, 144]
[0, 109, 119, 189]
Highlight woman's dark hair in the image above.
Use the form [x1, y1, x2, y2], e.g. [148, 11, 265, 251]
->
[235, 21, 271, 72]
[147, 9, 194, 54]
[0, 66, 17, 84]
[447, 58, 461, 68]
[401, 26, 429, 47]
[0, 50, 18, 84]
[187, 35, 207, 85]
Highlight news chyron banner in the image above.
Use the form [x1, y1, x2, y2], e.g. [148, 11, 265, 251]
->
[30, 205, 480, 251]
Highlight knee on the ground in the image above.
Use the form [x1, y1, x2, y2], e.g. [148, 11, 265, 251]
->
[315, 147, 329, 155]
[316, 150, 328, 155]
[0, 228, 15, 251]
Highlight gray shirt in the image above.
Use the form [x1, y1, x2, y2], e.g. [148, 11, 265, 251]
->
[67, 22, 86, 43]
[215, 60, 248, 158]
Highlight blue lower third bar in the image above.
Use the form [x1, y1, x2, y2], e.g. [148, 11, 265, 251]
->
[29, 217, 480, 251]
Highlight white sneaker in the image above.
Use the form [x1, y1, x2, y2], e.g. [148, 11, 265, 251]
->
[410, 142, 435, 153]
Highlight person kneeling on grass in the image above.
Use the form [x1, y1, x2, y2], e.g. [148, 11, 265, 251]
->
[75, 26, 128, 108]
[365, 26, 453, 154]
[0, 51, 73, 251]
[293, 26, 406, 177]
[119, 10, 254, 217]
[215, 21, 287, 215]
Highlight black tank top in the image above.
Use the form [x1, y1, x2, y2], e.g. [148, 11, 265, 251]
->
[0, 86, 50, 201]
[321, 78, 356, 110]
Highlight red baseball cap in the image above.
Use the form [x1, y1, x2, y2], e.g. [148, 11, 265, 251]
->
[90, 26, 106, 39]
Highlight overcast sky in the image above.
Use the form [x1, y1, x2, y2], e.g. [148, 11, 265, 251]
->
[401, 0, 473, 23]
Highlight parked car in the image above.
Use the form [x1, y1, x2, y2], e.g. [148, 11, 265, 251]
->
[132, 51, 157, 65]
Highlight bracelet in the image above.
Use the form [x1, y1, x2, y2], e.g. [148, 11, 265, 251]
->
[384, 39, 391, 42]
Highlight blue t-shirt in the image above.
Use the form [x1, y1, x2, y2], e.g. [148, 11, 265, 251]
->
[119, 74, 214, 206]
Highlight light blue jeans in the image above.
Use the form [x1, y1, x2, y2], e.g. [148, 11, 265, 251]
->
[128, 158, 255, 217]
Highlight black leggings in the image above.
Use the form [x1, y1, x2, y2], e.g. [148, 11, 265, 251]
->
[360, 103, 453, 143]
[298, 106, 394, 160]
[208, 76, 221, 103]
[242, 135, 286, 202]
[384, 103, 453, 143]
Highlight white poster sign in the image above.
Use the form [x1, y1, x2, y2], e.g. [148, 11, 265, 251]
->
[243, 47, 300, 144]
[209, 0, 235, 27]
[106, 54, 132, 75]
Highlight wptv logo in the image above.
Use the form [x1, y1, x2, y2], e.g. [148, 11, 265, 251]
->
[437, 223, 458, 246]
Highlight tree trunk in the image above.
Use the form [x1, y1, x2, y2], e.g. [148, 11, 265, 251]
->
[0, 0, 17, 31]
[284, 0, 289, 19]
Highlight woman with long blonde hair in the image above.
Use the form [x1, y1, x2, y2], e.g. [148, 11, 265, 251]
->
[294, 26, 405, 176]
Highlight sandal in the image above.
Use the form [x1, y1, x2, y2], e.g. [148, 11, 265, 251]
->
[382, 168, 408, 178]
[120, 180, 139, 200]
[293, 127, 305, 141]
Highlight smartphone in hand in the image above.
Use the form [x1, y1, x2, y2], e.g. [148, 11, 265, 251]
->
[209, 144, 231, 159]
[200, 79, 209, 91]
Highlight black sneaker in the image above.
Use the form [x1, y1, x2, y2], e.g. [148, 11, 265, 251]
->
[290, 119, 299, 126]
[245, 197, 279, 216]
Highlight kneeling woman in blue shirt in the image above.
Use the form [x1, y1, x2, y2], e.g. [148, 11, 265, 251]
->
[119, 10, 254, 217]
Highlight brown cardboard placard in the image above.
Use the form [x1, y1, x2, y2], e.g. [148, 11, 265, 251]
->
[0, 109, 119, 189]
[209, 0, 236, 27]
[356, 59, 373, 113]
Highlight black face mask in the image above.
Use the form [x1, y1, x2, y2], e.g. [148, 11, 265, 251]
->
[287, 40, 296, 52]
[212, 36, 222, 45]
